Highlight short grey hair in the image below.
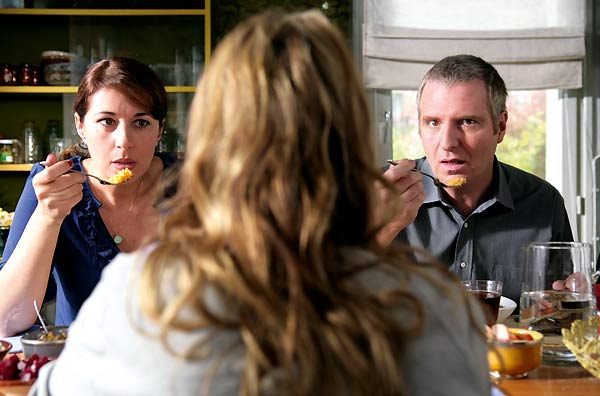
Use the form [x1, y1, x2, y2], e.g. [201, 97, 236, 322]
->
[417, 54, 508, 131]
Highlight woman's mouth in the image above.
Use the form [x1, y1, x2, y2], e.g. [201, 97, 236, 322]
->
[112, 159, 136, 170]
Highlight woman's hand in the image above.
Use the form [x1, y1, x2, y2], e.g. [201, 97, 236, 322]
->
[376, 159, 425, 246]
[33, 154, 85, 224]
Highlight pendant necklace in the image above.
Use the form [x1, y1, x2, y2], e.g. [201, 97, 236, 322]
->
[105, 178, 143, 245]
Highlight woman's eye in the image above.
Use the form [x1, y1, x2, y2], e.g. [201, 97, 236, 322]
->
[99, 118, 115, 127]
[134, 119, 150, 128]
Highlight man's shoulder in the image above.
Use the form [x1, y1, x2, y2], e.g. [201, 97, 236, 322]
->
[499, 161, 562, 197]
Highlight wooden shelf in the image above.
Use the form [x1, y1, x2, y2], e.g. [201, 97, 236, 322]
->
[0, 86, 78, 94]
[0, 9, 207, 16]
[0, 164, 33, 172]
[0, 86, 196, 94]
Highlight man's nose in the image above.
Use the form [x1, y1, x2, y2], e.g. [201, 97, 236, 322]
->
[439, 123, 460, 151]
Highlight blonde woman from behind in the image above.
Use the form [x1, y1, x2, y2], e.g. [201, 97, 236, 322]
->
[32, 9, 490, 396]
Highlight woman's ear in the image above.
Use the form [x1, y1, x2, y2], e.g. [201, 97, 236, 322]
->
[158, 120, 166, 141]
[74, 112, 85, 141]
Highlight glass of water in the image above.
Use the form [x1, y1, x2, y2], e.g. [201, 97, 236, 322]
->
[520, 242, 595, 363]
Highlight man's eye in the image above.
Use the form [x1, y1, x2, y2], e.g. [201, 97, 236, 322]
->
[428, 120, 439, 127]
[461, 119, 476, 126]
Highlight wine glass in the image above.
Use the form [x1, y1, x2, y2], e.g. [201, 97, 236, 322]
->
[519, 242, 595, 363]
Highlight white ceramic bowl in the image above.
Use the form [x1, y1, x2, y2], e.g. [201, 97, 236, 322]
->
[497, 296, 517, 323]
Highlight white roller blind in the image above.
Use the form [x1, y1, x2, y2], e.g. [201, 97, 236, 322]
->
[363, 0, 585, 90]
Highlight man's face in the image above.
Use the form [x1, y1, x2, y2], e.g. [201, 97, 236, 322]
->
[418, 79, 507, 189]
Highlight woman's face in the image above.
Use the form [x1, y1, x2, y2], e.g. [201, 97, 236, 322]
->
[74, 88, 162, 180]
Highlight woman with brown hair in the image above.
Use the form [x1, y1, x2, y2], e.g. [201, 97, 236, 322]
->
[0, 57, 177, 336]
[33, 10, 490, 396]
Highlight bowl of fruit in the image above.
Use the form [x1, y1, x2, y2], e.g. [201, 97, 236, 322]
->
[21, 326, 68, 359]
[0, 354, 52, 384]
[487, 325, 543, 378]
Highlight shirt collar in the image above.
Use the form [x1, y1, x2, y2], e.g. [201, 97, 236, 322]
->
[419, 156, 515, 210]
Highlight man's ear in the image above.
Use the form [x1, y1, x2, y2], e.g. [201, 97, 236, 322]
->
[497, 111, 508, 143]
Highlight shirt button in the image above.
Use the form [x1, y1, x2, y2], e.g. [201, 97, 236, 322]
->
[460, 261, 467, 268]
[464, 223, 469, 228]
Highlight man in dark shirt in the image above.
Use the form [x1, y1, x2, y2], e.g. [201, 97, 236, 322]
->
[383, 55, 573, 305]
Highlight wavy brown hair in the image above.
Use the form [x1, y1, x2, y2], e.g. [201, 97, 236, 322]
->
[138, 9, 459, 396]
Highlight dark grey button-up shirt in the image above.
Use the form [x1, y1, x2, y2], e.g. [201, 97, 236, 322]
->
[395, 157, 573, 305]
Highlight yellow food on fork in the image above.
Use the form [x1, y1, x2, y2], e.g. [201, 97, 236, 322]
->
[447, 177, 467, 187]
[107, 168, 133, 185]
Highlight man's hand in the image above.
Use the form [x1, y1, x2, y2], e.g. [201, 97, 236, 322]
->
[376, 159, 425, 246]
[552, 272, 590, 294]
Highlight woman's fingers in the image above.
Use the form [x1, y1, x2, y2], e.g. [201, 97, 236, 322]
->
[32, 159, 85, 221]
[36, 159, 73, 183]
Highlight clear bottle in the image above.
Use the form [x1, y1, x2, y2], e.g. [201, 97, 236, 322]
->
[46, 119, 61, 155]
[21, 120, 41, 164]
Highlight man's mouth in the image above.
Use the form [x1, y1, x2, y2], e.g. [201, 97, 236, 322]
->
[441, 159, 465, 165]
[439, 159, 466, 173]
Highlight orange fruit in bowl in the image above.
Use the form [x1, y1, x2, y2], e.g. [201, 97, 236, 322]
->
[488, 328, 543, 378]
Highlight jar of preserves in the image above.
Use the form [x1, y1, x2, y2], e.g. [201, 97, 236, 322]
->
[18, 63, 39, 86]
[1, 64, 17, 86]
[0, 139, 14, 163]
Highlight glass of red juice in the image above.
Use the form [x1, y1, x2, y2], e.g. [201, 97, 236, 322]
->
[461, 280, 503, 326]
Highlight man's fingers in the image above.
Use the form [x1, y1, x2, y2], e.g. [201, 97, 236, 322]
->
[401, 180, 425, 203]
[384, 159, 416, 181]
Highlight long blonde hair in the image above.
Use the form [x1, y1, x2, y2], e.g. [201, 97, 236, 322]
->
[139, 9, 446, 395]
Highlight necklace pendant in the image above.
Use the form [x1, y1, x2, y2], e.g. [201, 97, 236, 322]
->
[113, 234, 123, 244]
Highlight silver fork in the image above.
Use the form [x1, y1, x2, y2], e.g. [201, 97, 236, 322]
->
[41, 161, 118, 185]
[386, 160, 452, 188]
[67, 169, 118, 185]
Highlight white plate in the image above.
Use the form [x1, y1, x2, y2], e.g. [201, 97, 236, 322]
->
[497, 296, 517, 323]
[0, 335, 22, 353]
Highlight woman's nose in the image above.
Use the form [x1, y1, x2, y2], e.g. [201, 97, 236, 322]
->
[114, 124, 134, 148]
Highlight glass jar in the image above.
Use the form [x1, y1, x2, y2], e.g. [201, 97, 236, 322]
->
[46, 119, 61, 155]
[21, 120, 41, 164]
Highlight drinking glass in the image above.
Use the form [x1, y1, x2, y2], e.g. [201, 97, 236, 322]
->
[520, 242, 595, 363]
[461, 280, 503, 326]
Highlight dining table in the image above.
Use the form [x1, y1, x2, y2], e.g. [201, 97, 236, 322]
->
[1, 352, 600, 396]
[495, 362, 600, 396]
